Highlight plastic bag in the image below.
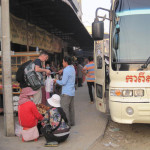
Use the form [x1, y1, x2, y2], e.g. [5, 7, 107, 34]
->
[50, 79, 54, 93]
[15, 121, 22, 137]
[45, 76, 53, 92]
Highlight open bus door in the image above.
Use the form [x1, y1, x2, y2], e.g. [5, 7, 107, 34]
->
[92, 7, 111, 113]
[94, 40, 107, 113]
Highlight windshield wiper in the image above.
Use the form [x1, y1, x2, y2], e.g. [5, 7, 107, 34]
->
[138, 56, 150, 71]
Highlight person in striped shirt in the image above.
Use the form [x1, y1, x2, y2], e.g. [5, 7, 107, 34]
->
[83, 56, 95, 104]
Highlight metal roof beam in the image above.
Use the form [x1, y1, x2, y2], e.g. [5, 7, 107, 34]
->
[19, 0, 43, 5]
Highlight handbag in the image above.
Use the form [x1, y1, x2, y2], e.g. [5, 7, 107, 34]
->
[21, 126, 39, 141]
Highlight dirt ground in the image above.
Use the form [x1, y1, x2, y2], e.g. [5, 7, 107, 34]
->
[90, 117, 150, 150]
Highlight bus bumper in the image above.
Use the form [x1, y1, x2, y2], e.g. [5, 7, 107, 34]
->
[109, 101, 150, 124]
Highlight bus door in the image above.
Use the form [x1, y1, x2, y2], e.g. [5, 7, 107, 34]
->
[94, 41, 107, 113]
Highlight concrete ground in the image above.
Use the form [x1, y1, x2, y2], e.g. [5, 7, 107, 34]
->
[0, 83, 108, 150]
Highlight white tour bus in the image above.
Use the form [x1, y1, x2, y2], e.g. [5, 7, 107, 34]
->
[92, 0, 150, 124]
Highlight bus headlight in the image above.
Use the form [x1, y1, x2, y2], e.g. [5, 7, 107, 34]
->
[134, 89, 144, 97]
[110, 89, 122, 96]
[122, 90, 133, 97]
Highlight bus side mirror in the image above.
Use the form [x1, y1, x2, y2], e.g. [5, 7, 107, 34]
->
[92, 19, 104, 41]
[113, 25, 120, 50]
[113, 33, 119, 50]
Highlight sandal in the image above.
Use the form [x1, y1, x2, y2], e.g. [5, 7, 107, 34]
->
[44, 141, 58, 147]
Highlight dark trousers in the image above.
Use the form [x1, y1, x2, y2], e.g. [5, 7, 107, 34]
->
[0, 95, 3, 108]
[87, 82, 95, 102]
[41, 127, 69, 143]
[78, 78, 82, 87]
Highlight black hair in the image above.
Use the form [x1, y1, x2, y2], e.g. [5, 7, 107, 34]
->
[88, 56, 93, 61]
[40, 50, 49, 56]
[63, 56, 72, 65]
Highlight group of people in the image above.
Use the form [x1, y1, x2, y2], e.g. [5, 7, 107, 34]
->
[0, 48, 95, 147]
[17, 49, 95, 147]
[18, 88, 70, 146]
[0, 47, 95, 147]
[18, 50, 76, 147]
[73, 56, 95, 104]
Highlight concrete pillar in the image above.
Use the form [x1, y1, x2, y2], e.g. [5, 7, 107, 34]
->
[0, 1, 1, 42]
[1, 0, 15, 136]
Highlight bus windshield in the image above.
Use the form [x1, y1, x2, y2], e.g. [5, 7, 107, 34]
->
[116, 12, 150, 63]
[113, 0, 150, 63]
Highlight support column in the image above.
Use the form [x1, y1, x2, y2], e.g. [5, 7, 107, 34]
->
[1, 0, 15, 136]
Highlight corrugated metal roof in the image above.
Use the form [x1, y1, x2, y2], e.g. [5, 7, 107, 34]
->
[9, 0, 94, 51]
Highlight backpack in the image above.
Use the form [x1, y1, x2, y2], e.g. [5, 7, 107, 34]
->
[16, 60, 32, 84]
[24, 61, 43, 91]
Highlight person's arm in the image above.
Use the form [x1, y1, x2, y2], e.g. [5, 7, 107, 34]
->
[55, 69, 69, 86]
[58, 69, 63, 75]
[41, 111, 49, 126]
[82, 65, 87, 75]
[35, 65, 51, 75]
[82, 69, 86, 75]
[31, 103, 44, 121]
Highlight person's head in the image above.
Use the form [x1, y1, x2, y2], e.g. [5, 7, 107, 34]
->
[63, 56, 72, 68]
[45, 63, 50, 69]
[84, 58, 89, 64]
[88, 56, 94, 62]
[39, 50, 49, 62]
[47, 94, 61, 107]
[21, 87, 38, 100]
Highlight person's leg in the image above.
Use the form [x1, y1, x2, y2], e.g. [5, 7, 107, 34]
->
[92, 82, 95, 88]
[60, 95, 71, 126]
[0, 95, 3, 114]
[33, 88, 42, 104]
[55, 134, 69, 143]
[87, 82, 94, 102]
[37, 123, 43, 136]
[92, 82, 95, 102]
[41, 86, 47, 105]
[78, 78, 80, 87]
[78, 78, 82, 87]
[46, 92, 50, 100]
[41, 127, 58, 146]
[44, 133, 69, 147]
[81, 78, 83, 86]
[69, 96, 75, 126]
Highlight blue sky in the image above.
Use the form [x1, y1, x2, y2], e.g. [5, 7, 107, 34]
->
[82, 0, 111, 33]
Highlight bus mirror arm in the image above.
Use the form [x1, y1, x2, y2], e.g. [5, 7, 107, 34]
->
[95, 7, 112, 21]
[97, 15, 111, 21]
